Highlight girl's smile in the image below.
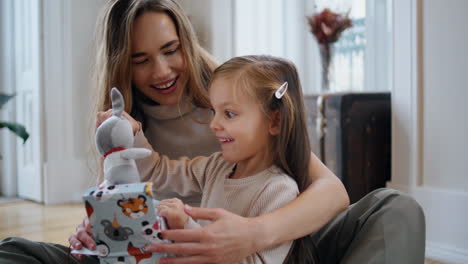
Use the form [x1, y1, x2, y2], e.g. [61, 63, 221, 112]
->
[216, 136, 235, 144]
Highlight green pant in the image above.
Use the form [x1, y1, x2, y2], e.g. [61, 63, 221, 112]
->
[311, 188, 425, 264]
[0, 188, 425, 264]
[0, 238, 98, 264]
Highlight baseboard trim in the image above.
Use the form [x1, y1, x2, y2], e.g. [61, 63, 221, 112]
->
[426, 241, 468, 264]
[387, 182, 468, 264]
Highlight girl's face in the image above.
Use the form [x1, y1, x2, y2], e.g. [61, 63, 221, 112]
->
[131, 12, 187, 106]
[209, 77, 278, 166]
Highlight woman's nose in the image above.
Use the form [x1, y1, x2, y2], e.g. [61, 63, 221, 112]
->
[152, 57, 171, 80]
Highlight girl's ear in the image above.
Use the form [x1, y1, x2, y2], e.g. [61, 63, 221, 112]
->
[269, 110, 281, 136]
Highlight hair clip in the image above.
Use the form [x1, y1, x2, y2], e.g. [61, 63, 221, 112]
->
[275, 82, 288, 99]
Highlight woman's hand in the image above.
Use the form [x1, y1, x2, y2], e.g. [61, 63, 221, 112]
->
[146, 206, 262, 264]
[96, 109, 141, 135]
[68, 216, 96, 260]
[158, 198, 189, 229]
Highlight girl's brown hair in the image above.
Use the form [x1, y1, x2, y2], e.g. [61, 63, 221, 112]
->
[211, 55, 318, 263]
[212, 55, 311, 192]
[93, 0, 217, 115]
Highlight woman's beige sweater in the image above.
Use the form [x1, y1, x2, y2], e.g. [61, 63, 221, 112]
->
[135, 98, 219, 205]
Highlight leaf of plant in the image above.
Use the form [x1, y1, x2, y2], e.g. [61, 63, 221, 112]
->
[0, 121, 29, 143]
[0, 93, 16, 109]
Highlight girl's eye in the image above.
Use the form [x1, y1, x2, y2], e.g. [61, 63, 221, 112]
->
[210, 108, 215, 115]
[225, 111, 236, 119]
[134, 59, 148, 65]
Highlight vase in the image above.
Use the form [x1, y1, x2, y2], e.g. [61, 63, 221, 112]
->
[318, 43, 333, 92]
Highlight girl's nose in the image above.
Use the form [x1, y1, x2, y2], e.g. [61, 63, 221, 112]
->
[209, 115, 222, 131]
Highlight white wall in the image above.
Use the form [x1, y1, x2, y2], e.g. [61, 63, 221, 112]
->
[421, 0, 468, 261]
[422, 0, 468, 191]
[41, 0, 105, 203]
[390, 0, 468, 263]
[177, 0, 234, 63]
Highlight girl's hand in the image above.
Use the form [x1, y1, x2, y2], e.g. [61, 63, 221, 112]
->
[158, 198, 189, 229]
[96, 109, 141, 135]
[68, 216, 96, 260]
[146, 206, 261, 264]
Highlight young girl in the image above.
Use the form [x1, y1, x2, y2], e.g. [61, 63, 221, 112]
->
[137, 55, 318, 263]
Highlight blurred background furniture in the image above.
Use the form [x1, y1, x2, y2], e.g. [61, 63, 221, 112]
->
[305, 92, 391, 203]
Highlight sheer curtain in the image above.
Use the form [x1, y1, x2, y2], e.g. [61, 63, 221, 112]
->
[232, 0, 392, 94]
[233, 0, 318, 94]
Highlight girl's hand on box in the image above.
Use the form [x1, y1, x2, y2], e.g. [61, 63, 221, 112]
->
[158, 198, 189, 229]
[69, 216, 96, 260]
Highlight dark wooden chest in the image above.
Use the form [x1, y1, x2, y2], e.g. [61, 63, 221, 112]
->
[304, 92, 391, 203]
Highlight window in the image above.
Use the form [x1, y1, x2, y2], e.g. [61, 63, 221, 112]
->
[315, 0, 366, 92]
[231, 0, 391, 93]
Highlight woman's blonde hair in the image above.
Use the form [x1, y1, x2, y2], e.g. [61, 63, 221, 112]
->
[211, 55, 318, 264]
[93, 0, 217, 115]
[92, 0, 217, 182]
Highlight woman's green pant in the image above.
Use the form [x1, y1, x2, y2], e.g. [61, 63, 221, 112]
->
[0, 188, 425, 264]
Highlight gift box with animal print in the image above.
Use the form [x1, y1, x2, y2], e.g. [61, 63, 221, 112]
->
[81, 182, 171, 264]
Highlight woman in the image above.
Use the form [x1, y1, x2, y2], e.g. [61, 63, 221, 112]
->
[0, 0, 425, 263]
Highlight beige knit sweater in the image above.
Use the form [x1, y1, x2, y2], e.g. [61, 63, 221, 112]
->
[135, 97, 220, 205]
[134, 99, 298, 263]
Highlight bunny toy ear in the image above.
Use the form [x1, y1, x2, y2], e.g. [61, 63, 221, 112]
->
[111, 87, 124, 117]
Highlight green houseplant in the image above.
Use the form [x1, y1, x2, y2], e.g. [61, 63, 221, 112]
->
[0, 93, 29, 158]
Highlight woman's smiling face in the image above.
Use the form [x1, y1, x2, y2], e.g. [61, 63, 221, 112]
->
[131, 11, 187, 105]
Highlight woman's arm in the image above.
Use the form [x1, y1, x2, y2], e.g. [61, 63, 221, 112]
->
[254, 152, 350, 247]
[150, 153, 349, 264]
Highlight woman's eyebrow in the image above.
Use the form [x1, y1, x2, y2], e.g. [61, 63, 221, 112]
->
[160, 40, 179, 50]
[131, 40, 179, 58]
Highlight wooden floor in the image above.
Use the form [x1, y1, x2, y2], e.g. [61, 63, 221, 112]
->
[0, 200, 84, 246]
[0, 200, 445, 263]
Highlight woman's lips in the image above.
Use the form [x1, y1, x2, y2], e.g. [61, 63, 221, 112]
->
[151, 77, 178, 95]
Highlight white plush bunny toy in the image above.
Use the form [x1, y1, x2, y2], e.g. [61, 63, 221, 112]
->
[95, 87, 151, 187]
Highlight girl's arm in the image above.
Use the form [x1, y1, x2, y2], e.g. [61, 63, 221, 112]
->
[150, 153, 349, 264]
[133, 129, 215, 196]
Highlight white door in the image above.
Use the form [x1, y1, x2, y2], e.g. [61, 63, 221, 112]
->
[14, 0, 43, 201]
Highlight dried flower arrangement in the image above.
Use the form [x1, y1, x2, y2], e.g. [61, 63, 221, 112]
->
[307, 8, 352, 91]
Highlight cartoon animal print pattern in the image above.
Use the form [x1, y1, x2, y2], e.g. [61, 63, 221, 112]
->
[90, 185, 120, 201]
[115, 257, 126, 264]
[141, 218, 164, 244]
[117, 195, 148, 219]
[85, 200, 97, 228]
[96, 240, 110, 257]
[82, 182, 171, 263]
[127, 242, 153, 264]
[101, 218, 134, 241]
